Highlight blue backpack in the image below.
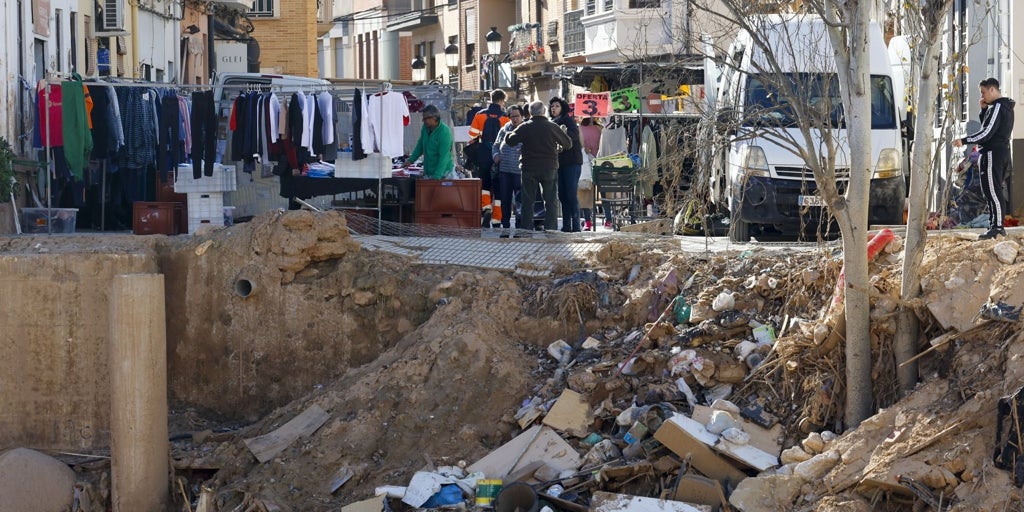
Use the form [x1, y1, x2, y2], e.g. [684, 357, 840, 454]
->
[477, 112, 504, 166]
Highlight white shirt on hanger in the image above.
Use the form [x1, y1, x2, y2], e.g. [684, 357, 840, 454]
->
[365, 91, 410, 157]
[318, 92, 334, 146]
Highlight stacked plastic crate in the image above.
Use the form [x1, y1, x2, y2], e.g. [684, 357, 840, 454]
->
[174, 163, 238, 233]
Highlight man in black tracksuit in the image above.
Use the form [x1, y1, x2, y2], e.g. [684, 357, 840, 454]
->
[955, 77, 1016, 240]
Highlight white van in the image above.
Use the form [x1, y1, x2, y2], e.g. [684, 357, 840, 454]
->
[212, 72, 330, 118]
[710, 15, 905, 241]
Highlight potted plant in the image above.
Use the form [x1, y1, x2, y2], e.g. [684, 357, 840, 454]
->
[0, 136, 14, 200]
[0, 137, 18, 234]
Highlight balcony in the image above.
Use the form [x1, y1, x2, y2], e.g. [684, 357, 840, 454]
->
[508, 24, 548, 72]
[581, 0, 677, 62]
[385, 2, 439, 31]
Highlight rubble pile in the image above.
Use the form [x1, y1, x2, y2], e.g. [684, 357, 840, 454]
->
[18, 214, 1024, 511]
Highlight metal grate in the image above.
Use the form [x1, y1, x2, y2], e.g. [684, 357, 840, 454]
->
[773, 167, 850, 181]
[249, 0, 274, 17]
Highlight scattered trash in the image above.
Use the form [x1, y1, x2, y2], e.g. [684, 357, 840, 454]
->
[979, 300, 1022, 323]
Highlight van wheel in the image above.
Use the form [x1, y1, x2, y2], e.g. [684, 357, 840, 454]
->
[730, 210, 751, 242]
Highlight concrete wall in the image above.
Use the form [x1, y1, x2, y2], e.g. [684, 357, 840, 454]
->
[0, 251, 157, 451]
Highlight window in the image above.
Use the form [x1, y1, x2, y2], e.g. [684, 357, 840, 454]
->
[585, 0, 595, 15]
[250, 0, 275, 17]
[603, 0, 613, 11]
[465, 8, 476, 67]
[70, 12, 78, 73]
[56, 10, 64, 72]
[628, 0, 661, 6]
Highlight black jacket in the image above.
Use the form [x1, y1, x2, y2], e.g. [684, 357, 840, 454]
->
[550, 98, 584, 167]
[964, 96, 1016, 151]
[506, 115, 572, 171]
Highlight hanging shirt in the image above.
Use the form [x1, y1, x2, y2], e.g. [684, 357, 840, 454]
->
[318, 91, 334, 146]
[37, 83, 65, 148]
[597, 124, 627, 157]
[364, 91, 410, 157]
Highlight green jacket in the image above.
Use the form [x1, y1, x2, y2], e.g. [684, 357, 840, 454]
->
[408, 122, 454, 179]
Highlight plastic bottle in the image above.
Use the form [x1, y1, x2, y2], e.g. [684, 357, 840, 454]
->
[546, 484, 564, 498]
[673, 296, 691, 324]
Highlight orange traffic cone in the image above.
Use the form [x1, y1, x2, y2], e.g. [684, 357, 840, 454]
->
[492, 200, 503, 227]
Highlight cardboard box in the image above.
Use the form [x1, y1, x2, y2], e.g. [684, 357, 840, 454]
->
[653, 414, 747, 487]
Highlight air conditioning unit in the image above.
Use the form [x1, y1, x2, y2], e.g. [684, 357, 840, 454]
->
[95, 0, 127, 35]
[211, 0, 251, 11]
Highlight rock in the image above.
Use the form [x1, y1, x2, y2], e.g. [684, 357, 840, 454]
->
[710, 399, 741, 415]
[0, 448, 76, 512]
[729, 474, 803, 511]
[780, 446, 813, 465]
[802, 269, 820, 286]
[944, 276, 965, 290]
[721, 427, 750, 445]
[706, 410, 739, 434]
[352, 290, 376, 306]
[993, 240, 1019, 264]
[801, 432, 825, 455]
[820, 431, 838, 444]
[712, 291, 736, 312]
[793, 450, 840, 481]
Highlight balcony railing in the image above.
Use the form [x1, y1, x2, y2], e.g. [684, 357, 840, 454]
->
[508, 25, 546, 65]
[563, 9, 585, 56]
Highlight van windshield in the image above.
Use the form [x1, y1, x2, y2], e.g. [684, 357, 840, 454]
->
[743, 74, 896, 129]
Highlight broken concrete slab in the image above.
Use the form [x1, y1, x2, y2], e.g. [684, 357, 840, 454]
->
[591, 490, 712, 512]
[467, 425, 581, 480]
[244, 404, 331, 463]
[0, 447, 76, 512]
[692, 405, 782, 456]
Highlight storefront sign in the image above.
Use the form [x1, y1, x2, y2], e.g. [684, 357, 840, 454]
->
[574, 92, 611, 118]
[33, 0, 50, 37]
[610, 88, 639, 113]
[215, 41, 248, 74]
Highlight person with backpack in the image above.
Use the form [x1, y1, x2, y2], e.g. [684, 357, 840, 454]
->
[492, 105, 526, 234]
[469, 89, 510, 199]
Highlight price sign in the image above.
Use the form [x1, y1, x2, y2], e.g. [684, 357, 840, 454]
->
[610, 87, 640, 113]
[574, 92, 611, 118]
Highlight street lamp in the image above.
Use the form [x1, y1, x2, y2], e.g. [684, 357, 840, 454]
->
[485, 27, 502, 89]
[444, 36, 459, 88]
[411, 54, 426, 82]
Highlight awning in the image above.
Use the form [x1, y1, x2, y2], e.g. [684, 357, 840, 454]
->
[567, 57, 705, 89]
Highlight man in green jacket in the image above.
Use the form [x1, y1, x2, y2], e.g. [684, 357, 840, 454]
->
[403, 105, 454, 179]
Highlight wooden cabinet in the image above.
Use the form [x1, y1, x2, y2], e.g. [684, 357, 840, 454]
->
[414, 179, 481, 228]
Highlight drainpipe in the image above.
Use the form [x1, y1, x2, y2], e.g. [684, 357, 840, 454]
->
[131, 0, 139, 78]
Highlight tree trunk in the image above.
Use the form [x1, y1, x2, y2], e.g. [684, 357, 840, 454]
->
[896, 33, 944, 394]
[832, 3, 874, 429]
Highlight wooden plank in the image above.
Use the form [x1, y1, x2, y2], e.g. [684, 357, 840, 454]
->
[542, 389, 592, 437]
[244, 404, 331, 463]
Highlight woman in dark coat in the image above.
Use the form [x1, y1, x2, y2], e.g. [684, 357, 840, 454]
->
[549, 96, 584, 232]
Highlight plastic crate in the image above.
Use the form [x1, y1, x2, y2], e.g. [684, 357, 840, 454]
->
[414, 179, 481, 214]
[132, 202, 182, 235]
[186, 192, 224, 220]
[187, 216, 222, 234]
[20, 208, 78, 234]
[174, 164, 237, 193]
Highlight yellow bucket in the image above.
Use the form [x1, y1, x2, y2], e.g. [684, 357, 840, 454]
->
[476, 479, 503, 507]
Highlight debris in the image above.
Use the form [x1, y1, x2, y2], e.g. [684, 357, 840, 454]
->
[591, 490, 713, 512]
[653, 414, 748, 487]
[329, 466, 355, 494]
[672, 474, 730, 512]
[467, 425, 581, 480]
[243, 404, 330, 463]
[542, 389, 592, 437]
[979, 300, 1022, 323]
[340, 495, 386, 512]
[0, 448, 76, 512]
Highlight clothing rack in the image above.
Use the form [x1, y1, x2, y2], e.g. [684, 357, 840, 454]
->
[35, 77, 458, 235]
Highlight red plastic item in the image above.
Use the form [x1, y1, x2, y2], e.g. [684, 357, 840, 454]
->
[832, 228, 895, 305]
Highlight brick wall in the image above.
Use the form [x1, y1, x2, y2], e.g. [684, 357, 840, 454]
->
[250, 0, 320, 77]
[399, 34, 412, 82]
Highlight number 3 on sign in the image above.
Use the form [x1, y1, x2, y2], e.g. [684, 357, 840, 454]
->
[574, 93, 610, 118]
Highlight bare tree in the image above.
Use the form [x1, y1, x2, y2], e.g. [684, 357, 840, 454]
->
[894, 0, 956, 394]
[687, 0, 894, 427]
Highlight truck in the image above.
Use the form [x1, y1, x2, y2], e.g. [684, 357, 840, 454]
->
[708, 15, 906, 242]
